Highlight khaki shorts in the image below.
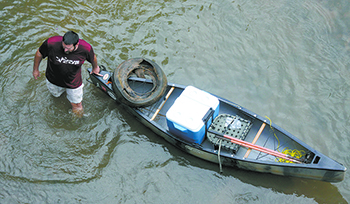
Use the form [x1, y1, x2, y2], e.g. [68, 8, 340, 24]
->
[46, 79, 84, 104]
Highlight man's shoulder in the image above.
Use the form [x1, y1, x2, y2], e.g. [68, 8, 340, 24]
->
[47, 36, 63, 45]
[78, 39, 92, 51]
[39, 36, 62, 56]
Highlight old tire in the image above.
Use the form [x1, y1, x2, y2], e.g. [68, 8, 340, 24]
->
[112, 58, 167, 107]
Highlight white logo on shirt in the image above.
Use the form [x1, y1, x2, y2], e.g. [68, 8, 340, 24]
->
[56, 56, 80, 65]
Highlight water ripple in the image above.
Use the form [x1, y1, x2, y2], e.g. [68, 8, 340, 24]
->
[0, 0, 349, 203]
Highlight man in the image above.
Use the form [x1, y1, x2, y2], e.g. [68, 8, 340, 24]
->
[33, 31, 101, 117]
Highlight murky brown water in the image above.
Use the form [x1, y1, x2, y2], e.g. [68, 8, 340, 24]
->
[1, 0, 349, 203]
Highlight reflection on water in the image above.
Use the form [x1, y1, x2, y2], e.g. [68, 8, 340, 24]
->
[0, 0, 350, 203]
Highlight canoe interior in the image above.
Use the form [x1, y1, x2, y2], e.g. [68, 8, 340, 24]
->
[128, 77, 314, 164]
[87, 69, 346, 182]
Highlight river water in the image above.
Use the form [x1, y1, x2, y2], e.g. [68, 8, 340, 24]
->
[0, 0, 349, 203]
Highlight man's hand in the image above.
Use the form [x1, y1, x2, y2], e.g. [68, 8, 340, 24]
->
[33, 69, 40, 79]
[90, 66, 103, 76]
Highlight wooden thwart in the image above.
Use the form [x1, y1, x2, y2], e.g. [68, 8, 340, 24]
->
[150, 86, 175, 121]
[244, 123, 266, 158]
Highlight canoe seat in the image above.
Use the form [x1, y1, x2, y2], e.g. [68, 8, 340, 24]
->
[207, 114, 252, 153]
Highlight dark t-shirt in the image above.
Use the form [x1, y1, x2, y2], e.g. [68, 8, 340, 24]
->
[39, 36, 95, 88]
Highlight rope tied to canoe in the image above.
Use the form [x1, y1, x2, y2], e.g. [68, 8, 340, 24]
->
[215, 139, 223, 173]
[265, 116, 306, 163]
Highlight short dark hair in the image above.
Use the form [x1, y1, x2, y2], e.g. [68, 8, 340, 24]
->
[63, 31, 79, 46]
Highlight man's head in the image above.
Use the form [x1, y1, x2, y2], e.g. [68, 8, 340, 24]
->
[62, 31, 79, 54]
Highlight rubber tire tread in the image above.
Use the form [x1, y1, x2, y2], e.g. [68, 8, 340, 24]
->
[112, 58, 167, 107]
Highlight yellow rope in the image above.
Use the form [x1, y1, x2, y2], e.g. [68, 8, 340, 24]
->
[265, 116, 280, 149]
[265, 116, 305, 163]
[279, 147, 306, 163]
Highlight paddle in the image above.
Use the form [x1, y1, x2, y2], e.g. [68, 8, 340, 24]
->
[208, 130, 303, 164]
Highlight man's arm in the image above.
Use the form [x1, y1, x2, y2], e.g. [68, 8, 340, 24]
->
[33, 49, 43, 79]
[90, 54, 102, 76]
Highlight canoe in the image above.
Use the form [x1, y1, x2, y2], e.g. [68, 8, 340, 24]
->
[87, 58, 346, 183]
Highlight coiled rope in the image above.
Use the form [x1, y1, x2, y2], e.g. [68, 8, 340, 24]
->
[265, 116, 306, 163]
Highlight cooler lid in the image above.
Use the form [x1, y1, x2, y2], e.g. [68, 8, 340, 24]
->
[181, 86, 219, 109]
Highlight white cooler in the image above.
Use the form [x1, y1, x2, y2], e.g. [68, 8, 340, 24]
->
[180, 86, 220, 117]
[166, 86, 219, 144]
